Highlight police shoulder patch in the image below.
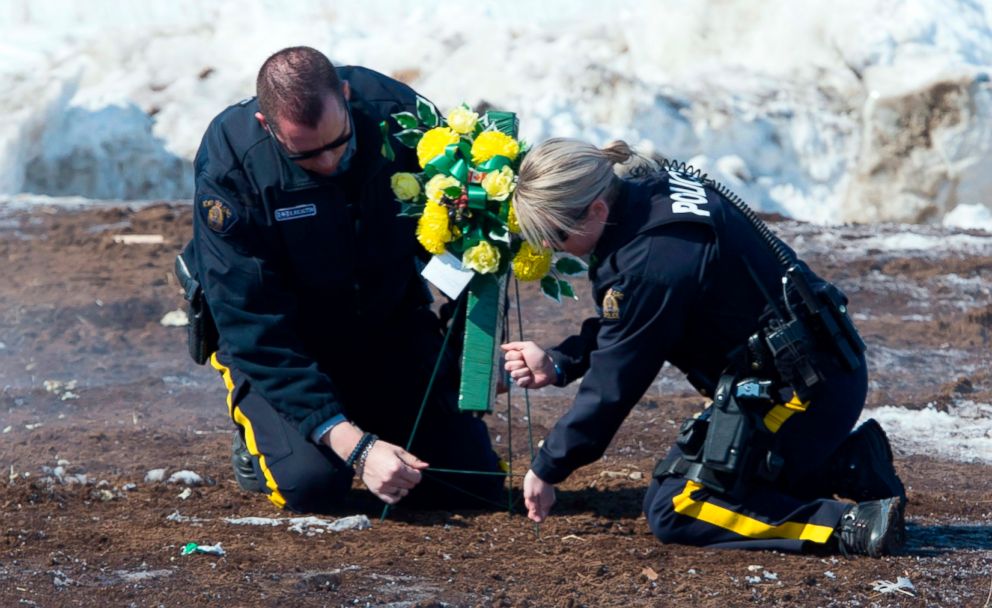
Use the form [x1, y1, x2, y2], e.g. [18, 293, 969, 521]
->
[200, 198, 238, 233]
[602, 287, 624, 321]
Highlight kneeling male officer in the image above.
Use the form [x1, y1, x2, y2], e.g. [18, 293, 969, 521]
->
[176, 46, 502, 512]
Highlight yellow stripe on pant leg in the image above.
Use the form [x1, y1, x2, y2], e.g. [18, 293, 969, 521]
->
[209, 352, 236, 418]
[209, 353, 287, 509]
[232, 405, 287, 509]
[672, 480, 834, 544]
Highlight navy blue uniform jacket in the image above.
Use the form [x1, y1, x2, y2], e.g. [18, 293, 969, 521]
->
[533, 169, 830, 484]
[188, 66, 430, 439]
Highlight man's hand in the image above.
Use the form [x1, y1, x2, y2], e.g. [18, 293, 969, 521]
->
[359, 440, 428, 504]
[500, 341, 556, 389]
[325, 422, 429, 504]
[523, 469, 555, 522]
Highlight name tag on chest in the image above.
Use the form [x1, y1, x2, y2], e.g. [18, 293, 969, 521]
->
[274, 204, 317, 222]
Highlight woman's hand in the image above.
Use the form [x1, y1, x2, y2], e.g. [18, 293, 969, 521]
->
[523, 469, 556, 522]
[500, 341, 557, 389]
[359, 439, 429, 504]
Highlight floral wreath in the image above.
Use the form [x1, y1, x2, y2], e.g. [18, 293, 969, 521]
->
[384, 97, 584, 301]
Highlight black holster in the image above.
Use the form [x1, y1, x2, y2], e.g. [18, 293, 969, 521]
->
[174, 248, 218, 365]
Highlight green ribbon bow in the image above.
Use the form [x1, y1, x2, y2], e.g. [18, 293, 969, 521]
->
[425, 143, 468, 182]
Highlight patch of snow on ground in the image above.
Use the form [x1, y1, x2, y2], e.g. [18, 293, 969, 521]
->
[863, 400, 992, 464]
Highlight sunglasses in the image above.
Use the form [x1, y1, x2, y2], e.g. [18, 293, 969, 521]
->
[553, 202, 594, 245]
[269, 109, 353, 161]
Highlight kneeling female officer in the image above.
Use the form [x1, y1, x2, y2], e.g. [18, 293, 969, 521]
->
[502, 138, 906, 556]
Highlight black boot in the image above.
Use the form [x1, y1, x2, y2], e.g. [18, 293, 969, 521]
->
[231, 430, 261, 492]
[830, 419, 906, 503]
[834, 496, 906, 557]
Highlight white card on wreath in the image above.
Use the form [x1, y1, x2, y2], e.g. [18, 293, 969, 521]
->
[422, 251, 475, 299]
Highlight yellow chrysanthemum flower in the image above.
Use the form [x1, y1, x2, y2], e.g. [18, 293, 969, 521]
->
[512, 241, 552, 281]
[462, 241, 501, 274]
[481, 166, 515, 201]
[416, 127, 460, 168]
[506, 203, 520, 234]
[425, 174, 463, 204]
[471, 131, 520, 164]
[390, 173, 421, 201]
[416, 200, 453, 255]
[446, 107, 479, 134]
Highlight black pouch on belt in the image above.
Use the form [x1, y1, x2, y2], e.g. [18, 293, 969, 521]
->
[701, 375, 756, 476]
[675, 408, 710, 461]
[174, 250, 218, 365]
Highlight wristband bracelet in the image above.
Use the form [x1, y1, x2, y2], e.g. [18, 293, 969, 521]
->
[354, 434, 378, 479]
[346, 432, 375, 468]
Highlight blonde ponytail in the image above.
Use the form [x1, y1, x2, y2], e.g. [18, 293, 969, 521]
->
[513, 138, 649, 248]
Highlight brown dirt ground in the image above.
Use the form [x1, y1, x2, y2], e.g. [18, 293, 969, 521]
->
[1, 203, 990, 607]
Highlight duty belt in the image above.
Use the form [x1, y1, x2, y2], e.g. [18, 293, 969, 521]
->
[652, 374, 807, 498]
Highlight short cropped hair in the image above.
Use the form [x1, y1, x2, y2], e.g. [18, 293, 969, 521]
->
[256, 46, 344, 131]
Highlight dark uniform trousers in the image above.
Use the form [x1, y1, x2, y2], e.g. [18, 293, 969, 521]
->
[643, 355, 869, 551]
[210, 307, 504, 514]
[531, 173, 874, 552]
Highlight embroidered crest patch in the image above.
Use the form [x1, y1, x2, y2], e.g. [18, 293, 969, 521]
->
[602, 287, 624, 320]
[201, 198, 236, 233]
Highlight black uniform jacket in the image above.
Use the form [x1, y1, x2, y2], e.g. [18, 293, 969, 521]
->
[532, 169, 819, 484]
[189, 66, 430, 439]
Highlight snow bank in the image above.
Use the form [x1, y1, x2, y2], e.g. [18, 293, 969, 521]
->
[0, 0, 989, 224]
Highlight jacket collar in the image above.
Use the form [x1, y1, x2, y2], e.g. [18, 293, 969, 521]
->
[592, 179, 640, 264]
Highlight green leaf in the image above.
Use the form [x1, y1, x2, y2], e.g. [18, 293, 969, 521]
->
[540, 275, 561, 303]
[443, 186, 463, 198]
[488, 224, 508, 242]
[416, 96, 440, 128]
[379, 120, 396, 161]
[391, 111, 419, 130]
[555, 256, 587, 276]
[397, 202, 423, 217]
[380, 140, 395, 161]
[394, 129, 423, 148]
[558, 280, 576, 300]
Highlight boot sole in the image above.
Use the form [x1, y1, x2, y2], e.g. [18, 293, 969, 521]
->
[877, 496, 906, 556]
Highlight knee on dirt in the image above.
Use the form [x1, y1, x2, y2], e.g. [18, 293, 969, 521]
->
[272, 466, 354, 515]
